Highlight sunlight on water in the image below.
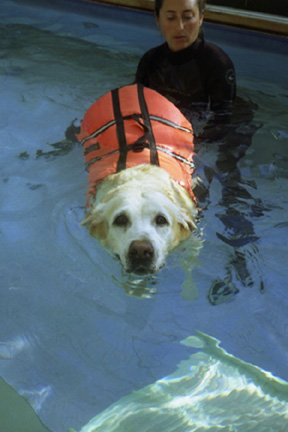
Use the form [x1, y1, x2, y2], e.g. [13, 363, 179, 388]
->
[0, 336, 29, 359]
[20, 386, 53, 413]
[76, 332, 288, 432]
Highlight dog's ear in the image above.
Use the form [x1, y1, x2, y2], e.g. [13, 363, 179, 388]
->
[177, 210, 197, 241]
[81, 210, 94, 226]
[81, 206, 108, 240]
[169, 178, 197, 240]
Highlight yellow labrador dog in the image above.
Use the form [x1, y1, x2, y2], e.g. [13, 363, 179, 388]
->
[77, 84, 199, 275]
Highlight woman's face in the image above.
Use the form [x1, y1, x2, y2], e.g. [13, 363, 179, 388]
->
[156, 0, 204, 52]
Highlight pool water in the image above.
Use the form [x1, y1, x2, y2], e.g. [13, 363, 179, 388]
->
[0, 0, 288, 431]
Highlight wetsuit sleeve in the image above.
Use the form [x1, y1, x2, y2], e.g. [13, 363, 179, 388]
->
[204, 44, 236, 111]
[196, 44, 237, 141]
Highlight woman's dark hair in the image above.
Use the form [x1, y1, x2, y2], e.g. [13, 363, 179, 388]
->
[155, 0, 206, 17]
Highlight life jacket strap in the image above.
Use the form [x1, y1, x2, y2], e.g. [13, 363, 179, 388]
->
[137, 84, 159, 166]
[111, 88, 128, 172]
[111, 84, 159, 173]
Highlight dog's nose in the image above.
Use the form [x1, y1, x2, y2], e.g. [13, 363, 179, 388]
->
[128, 240, 154, 269]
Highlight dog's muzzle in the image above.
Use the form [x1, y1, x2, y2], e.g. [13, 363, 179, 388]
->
[127, 240, 155, 275]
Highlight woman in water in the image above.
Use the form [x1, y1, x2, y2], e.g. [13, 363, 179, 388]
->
[135, 0, 236, 115]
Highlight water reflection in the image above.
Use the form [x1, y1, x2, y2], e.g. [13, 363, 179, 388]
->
[112, 272, 158, 299]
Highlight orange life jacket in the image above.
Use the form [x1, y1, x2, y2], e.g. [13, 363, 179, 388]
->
[76, 84, 197, 206]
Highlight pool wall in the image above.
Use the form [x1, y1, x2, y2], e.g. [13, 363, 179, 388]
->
[208, 0, 288, 17]
[89, 0, 288, 35]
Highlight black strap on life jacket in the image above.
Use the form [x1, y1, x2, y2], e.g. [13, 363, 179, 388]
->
[111, 84, 159, 172]
[137, 84, 159, 166]
[111, 88, 128, 172]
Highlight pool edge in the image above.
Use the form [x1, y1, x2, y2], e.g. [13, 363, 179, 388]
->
[86, 0, 288, 36]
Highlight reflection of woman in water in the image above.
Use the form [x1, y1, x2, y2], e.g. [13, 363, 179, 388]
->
[136, 0, 262, 303]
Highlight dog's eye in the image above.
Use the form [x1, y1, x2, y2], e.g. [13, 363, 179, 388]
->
[113, 214, 129, 227]
[155, 214, 169, 226]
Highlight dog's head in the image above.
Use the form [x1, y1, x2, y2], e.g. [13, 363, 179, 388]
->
[82, 165, 198, 275]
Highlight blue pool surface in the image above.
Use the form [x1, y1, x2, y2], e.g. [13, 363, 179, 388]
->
[0, 0, 288, 431]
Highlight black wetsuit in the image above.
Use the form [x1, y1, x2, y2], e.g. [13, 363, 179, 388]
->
[135, 34, 236, 113]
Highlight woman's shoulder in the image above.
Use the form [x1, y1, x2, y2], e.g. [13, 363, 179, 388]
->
[135, 43, 166, 84]
[139, 43, 166, 62]
[201, 40, 234, 68]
